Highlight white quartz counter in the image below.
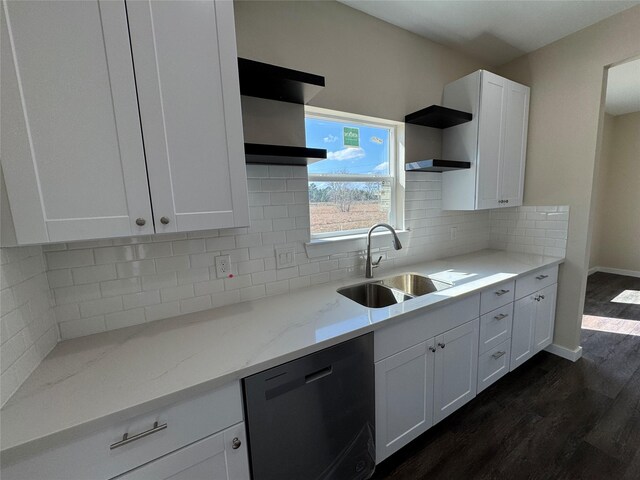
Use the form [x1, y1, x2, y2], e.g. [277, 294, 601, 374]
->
[0, 249, 563, 455]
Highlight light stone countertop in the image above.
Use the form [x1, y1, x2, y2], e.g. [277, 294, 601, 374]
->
[0, 249, 564, 456]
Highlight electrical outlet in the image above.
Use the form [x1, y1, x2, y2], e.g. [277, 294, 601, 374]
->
[450, 226, 457, 240]
[275, 246, 296, 269]
[215, 255, 232, 278]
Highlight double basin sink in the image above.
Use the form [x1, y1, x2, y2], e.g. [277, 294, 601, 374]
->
[337, 273, 452, 308]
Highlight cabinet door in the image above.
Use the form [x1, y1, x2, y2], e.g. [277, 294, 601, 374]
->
[498, 80, 529, 207]
[534, 284, 557, 353]
[115, 423, 249, 480]
[375, 339, 435, 463]
[476, 71, 506, 210]
[510, 294, 536, 370]
[1, 0, 154, 244]
[433, 319, 479, 424]
[127, 0, 249, 233]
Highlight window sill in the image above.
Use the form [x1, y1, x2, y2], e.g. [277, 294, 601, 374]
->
[304, 229, 410, 259]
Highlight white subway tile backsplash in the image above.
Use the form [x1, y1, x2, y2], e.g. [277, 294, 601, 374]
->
[122, 290, 161, 310]
[155, 255, 190, 274]
[160, 284, 194, 302]
[116, 260, 156, 279]
[100, 277, 141, 297]
[180, 295, 213, 314]
[72, 264, 117, 285]
[142, 272, 178, 291]
[105, 308, 146, 330]
[28, 166, 570, 346]
[490, 206, 569, 257]
[194, 279, 225, 296]
[79, 296, 123, 318]
[46, 249, 94, 269]
[205, 236, 236, 252]
[0, 246, 58, 404]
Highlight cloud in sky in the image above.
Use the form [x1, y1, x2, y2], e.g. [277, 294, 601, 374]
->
[327, 147, 366, 161]
[373, 162, 388, 172]
[323, 134, 339, 143]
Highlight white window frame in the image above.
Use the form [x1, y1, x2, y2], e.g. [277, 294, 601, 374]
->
[304, 106, 405, 242]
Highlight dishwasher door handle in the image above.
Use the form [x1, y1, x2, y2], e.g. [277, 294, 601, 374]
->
[305, 365, 333, 384]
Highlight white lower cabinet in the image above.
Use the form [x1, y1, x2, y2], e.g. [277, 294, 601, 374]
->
[375, 339, 435, 462]
[433, 319, 480, 424]
[1, 382, 249, 480]
[533, 284, 557, 353]
[375, 317, 479, 462]
[510, 294, 537, 370]
[511, 280, 558, 371]
[114, 422, 249, 480]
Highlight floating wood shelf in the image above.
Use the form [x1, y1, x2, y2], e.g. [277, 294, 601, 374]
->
[238, 58, 325, 105]
[405, 105, 472, 129]
[245, 143, 327, 166]
[405, 159, 471, 173]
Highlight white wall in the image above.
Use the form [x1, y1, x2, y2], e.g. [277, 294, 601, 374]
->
[0, 246, 57, 406]
[498, 5, 640, 350]
[590, 111, 640, 272]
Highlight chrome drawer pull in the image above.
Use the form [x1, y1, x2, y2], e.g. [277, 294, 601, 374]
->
[492, 351, 506, 359]
[494, 313, 508, 321]
[438, 343, 446, 349]
[495, 289, 510, 296]
[536, 274, 549, 280]
[110, 421, 167, 450]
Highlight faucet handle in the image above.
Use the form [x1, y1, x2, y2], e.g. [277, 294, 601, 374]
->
[372, 256, 383, 268]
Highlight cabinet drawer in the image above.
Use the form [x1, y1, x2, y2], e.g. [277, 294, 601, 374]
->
[477, 340, 511, 393]
[114, 422, 249, 480]
[374, 294, 480, 362]
[480, 280, 515, 315]
[2, 382, 243, 480]
[479, 303, 513, 354]
[515, 265, 558, 299]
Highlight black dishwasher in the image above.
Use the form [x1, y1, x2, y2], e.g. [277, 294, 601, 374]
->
[243, 333, 375, 480]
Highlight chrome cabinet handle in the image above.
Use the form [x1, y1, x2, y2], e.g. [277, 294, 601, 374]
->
[160, 216, 170, 225]
[231, 437, 242, 450]
[428, 346, 437, 353]
[135, 218, 146, 226]
[536, 274, 549, 280]
[110, 421, 167, 450]
[494, 313, 508, 321]
[539, 294, 545, 300]
[495, 289, 510, 296]
[438, 343, 446, 349]
[492, 351, 506, 359]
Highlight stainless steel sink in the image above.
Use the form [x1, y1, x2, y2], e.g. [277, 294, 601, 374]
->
[337, 273, 452, 308]
[379, 273, 451, 297]
[337, 283, 412, 308]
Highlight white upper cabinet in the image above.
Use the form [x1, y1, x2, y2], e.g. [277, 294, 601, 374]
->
[442, 70, 530, 211]
[127, 0, 248, 233]
[1, 1, 154, 243]
[1, 0, 249, 245]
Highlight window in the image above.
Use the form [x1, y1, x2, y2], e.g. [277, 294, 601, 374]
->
[304, 107, 404, 239]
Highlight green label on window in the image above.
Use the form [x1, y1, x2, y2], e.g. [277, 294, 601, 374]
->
[343, 127, 360, 147]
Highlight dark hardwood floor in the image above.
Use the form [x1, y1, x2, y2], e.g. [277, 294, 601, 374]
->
[372, 273, 640, 480]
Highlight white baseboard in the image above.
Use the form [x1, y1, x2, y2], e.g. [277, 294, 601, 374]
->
[545, 343, 583, 362]
[588, 266, 640, 278]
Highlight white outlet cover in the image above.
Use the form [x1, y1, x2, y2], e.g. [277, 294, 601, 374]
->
[275, 246, 296, 269]
[215, 255, 232, 278]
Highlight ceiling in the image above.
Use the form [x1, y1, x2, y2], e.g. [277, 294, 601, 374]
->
[339, 1, 640, 66]
[606, 59, 640, 116]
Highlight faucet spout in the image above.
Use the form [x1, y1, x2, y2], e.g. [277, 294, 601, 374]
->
[365, 223, 402, 279]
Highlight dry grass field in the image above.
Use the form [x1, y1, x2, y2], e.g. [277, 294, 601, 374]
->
[310, 201, 388, 233]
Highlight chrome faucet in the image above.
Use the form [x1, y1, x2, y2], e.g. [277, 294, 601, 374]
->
[365, 223, 403, 278]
